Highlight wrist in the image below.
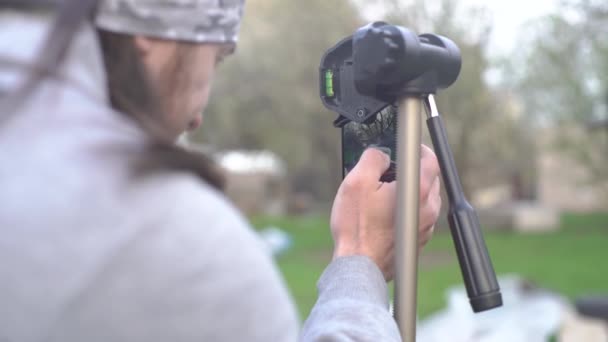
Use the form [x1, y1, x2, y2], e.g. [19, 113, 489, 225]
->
[333, 248, 388, 278]
[332, 242, 362, 260]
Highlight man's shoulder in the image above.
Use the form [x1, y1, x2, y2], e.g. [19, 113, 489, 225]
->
[128, 171, 251, 237]
[53, 171, 300, 341]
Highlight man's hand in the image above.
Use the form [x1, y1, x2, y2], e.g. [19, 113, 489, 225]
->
[330, 145, 441, 281]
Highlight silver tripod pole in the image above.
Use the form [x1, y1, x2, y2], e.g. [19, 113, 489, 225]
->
[394, 96, 423, 342]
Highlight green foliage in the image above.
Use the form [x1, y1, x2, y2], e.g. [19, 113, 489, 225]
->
[197, 0, 537, 202]
[362, 0, 537, 197]
[511, 1, 608, 189]
[252, 213, 608, 320]
[197, 0, 363, 200]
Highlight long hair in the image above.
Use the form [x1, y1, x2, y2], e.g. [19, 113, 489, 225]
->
[0, 0, 225, 189]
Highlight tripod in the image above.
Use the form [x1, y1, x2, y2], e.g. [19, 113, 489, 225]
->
[320, 22, 503, 341]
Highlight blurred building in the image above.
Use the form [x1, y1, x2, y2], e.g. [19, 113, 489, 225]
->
[588, 118, 608, 131]
[183, 138, 289, 216]
[537, 126, 608, 213]
[217, 150, 288, 216]
[469, 121, 606, 232]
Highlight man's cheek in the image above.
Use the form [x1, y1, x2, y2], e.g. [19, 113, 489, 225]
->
[201, 86, 212, 110]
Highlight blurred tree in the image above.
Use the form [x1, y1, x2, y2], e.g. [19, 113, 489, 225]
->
[198, 0, 538, 205]
[510, 0, 608, 194]
[195, 0, 363, 202]
[375, 0, 536, 197]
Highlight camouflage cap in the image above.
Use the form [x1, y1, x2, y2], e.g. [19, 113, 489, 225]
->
[95, 0, 245, 44]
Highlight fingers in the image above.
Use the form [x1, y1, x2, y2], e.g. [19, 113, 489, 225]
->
[418, 225, 435, 250]
[419, 176, 441, 249]
[376, 181, 398, 207]
[345, 148, 391, 190]
[420, 177, 441, 227]
[431, 175, 441, 201]
[420, 143, 435, 159]
[420, 145, 440, 202]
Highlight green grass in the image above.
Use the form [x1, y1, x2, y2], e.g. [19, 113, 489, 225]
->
[252, 212, 608, 320]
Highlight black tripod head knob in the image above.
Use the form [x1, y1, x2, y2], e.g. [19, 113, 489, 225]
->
[353, 22, 462, 97]
[319, 22, 462, 124]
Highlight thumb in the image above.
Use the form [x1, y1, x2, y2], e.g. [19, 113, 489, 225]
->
[348, 148, 391, 186]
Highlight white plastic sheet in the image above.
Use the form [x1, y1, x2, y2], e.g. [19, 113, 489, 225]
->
[417, 275, 570, 342]
[258, 226, 293, 256]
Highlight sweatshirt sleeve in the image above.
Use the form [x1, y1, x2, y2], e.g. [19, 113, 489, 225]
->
[300, 256, 401, 341]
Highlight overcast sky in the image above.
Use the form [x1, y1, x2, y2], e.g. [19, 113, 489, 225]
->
[470, 0, 558, 53]
[359, 0, 559, 54]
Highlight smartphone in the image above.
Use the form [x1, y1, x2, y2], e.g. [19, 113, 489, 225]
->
[341, 106, 398, 182]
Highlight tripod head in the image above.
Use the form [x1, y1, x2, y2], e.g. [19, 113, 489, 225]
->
[320, 21, 461, 125]
[353, 22, 461, 97]
[320, 22, 502, 338]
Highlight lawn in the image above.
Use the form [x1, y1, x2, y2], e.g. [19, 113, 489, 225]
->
[251, 212, 608, 320]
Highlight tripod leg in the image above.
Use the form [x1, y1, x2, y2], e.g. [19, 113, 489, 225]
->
[394, 96, 423, 342]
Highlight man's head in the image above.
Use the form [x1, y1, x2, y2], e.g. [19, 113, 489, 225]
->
[95, 0, 245, 140]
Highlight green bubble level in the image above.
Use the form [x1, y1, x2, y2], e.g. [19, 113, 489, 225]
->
[325, 70, 334, 97]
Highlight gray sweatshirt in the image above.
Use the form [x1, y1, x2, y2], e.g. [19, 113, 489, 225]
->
[0, 11, 400, 342]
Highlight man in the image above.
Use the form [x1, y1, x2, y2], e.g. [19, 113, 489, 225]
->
[0, 1, 441, 340]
